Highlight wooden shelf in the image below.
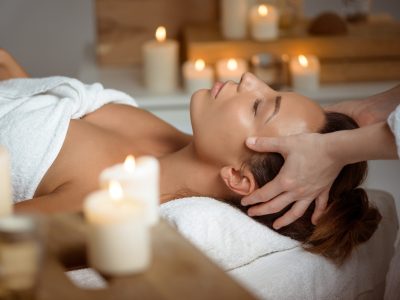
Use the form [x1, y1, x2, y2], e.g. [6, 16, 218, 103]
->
[184, 19, 400, 83]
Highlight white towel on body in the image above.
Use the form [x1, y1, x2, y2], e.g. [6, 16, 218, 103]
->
[159, 196, 299, 270]
[0, 76, 137, 202]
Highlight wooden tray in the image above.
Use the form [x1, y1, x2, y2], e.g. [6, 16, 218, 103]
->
[184, 17, 400, 83]
[33, 214, 256, 300]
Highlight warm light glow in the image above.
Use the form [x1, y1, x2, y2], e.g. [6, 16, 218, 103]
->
[227, 59, 238, 71]
[109, 180, 124, 201]
[194, 59, 205, 71]
[258, 4, 268, 16]
[124, 155, 136, 173]
[155, 26, 166, 42]
[298, 55, 309, 67]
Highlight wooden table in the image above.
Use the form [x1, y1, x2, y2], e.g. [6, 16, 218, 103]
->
[35, 214, 257, 300]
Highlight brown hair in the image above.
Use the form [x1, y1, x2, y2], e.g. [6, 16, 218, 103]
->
[237, 112, 382, 265]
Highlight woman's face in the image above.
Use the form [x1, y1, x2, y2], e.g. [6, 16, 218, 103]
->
[190, 72, 325, 167]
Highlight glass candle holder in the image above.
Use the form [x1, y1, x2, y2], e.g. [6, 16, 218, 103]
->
[0, 215, 44, 299]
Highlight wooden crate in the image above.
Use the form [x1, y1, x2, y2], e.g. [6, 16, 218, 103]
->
[95, 0, 218, 66]
[184, 18, 400, 83]
[30, 214, 256, 300]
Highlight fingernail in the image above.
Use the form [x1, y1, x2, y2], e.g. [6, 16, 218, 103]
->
[241, 198, 249, 206]
[273, 223, 281, 230]
[246, 137, 257, 145]
[248, 210, 255, 217]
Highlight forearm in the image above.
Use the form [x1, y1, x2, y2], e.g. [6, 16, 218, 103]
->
[0, 49, 29, 79]
[325, 121, 398, 165]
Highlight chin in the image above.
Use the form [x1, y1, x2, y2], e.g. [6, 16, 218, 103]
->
[189, 88, 210, 134]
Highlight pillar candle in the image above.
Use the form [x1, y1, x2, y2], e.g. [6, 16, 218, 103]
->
[143, 26, 179, 93]
[0, 146, 13, 217]
[84, 181, 150, 276]
[216, 58, 248, 82]
[99, 155, 159, 226]
[220, 0, 249, 39]
[182, 59, 214, 95]
[289, 55, 320, 91]
[249, 4, 279, 41]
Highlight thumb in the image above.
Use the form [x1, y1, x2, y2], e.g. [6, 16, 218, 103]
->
[246, 136, 286, 153]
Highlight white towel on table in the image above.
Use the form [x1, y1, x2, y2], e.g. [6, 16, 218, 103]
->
[159, 196, 299, 271]
[0, 76, 137, 202]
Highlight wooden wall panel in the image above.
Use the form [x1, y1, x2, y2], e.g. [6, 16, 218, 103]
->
[96, 0, 218, 65]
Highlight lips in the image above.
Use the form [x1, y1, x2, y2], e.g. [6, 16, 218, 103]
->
[211, 81, 225, 99]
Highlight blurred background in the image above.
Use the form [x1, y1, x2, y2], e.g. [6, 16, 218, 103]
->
[0, 0, 399, 77]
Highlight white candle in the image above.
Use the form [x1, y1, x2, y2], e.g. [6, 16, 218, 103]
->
[216, 58, 248, 82]
[143, 26, 179, 93]
[220, 0, 249, 39]
[84, 181, 150, 276]
[99, 156, 159, 226]
[182, 59, 214, 94]
[0, 146, 13, 216]
[249, 4, 279, 41]
[289, 55, 320, 91]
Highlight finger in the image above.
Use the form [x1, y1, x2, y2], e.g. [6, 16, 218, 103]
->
[241, 178, 283, 206]
[311, 188, 330, 225]
[272, 200, 313, 230]
[246, 137, 286, 154]
[247, 192, 295, 216]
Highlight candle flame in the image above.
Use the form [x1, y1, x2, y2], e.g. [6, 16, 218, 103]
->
[194, 59, 205, 71]
[258, 4, 268, 16]
[298, 55, 309, 67]
[155, 26, 166, 42]
[109, 180, 124, 201]
[227, 59, 238, 71]
[124, 155, 136, 173]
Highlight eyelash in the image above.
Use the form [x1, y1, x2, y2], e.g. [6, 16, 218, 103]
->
[253, 99, 261, 116]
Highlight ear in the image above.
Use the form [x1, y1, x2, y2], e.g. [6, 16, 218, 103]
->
[220, 166, 257, 196]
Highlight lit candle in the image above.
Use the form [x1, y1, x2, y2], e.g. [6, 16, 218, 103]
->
[249, 4, 279, 41]
[182, 59, 214, 94]
[99, 156, 159, 226]
[0, 146, 13, 216]
[142, 26, 179, 93]
[84, 181, 150, 276]
[289, 55, 320, 91]
[216, 58, 248, 82]
[220, 0, 249, 39]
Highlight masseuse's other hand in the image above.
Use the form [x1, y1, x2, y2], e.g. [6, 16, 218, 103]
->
[242, 133, 344, 229]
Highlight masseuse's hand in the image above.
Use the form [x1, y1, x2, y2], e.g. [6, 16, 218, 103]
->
[241, 133, 344, 229]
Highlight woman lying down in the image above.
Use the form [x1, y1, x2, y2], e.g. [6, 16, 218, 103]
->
[0, 50, 380, 265]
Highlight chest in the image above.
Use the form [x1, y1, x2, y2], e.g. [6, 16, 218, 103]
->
[35, 106, 190, 197]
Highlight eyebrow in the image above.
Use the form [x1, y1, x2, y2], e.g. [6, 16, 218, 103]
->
[264, 95, 281, 124]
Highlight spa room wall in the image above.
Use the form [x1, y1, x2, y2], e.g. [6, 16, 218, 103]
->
[1, 0, 400, 221]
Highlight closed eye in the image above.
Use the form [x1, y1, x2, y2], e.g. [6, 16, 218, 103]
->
[253, 98, 262, 116]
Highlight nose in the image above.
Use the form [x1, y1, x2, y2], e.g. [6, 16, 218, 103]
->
[239, 72, 259, 91]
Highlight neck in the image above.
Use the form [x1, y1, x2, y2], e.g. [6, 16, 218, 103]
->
[158, 143, 229, 203]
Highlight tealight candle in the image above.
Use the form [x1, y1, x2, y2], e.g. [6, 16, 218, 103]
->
[182, 59, 214, 94]
[216, 58, 248, 82]
[220, 0, 248, 39]
[0, 146, 13, 216]
[249, 4, 279, 41]
[289, 55, 320, 91]
[143, 26, 179, 93]
[84, 181, 150, 276]
[99, 155, 159, 225]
